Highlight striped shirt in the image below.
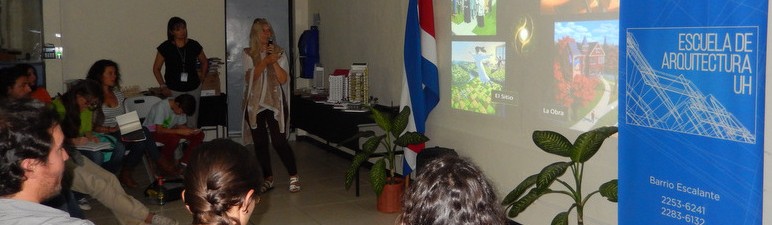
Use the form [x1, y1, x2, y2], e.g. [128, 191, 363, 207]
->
[101, 90, 126, 127]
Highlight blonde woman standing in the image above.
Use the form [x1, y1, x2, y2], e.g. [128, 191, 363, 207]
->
[242, 18, 300, 193]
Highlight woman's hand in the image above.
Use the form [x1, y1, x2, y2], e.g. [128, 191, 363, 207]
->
[97, 126, 118, 133]
[262, 54, 279, 65]
[160, 86, 172, 97]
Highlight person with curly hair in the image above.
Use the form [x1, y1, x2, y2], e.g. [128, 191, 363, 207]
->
[0, 99, 91, 225]
[396, 154, 508, 225]
[0, 66, 32, 100]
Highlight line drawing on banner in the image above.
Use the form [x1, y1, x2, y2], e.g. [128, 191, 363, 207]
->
[624, 31, 755, 144]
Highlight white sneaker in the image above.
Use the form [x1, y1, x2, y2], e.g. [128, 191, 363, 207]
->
[77, 198, 91, 211]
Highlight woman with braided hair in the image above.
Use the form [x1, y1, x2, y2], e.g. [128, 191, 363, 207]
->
[183, 139, 263, 225]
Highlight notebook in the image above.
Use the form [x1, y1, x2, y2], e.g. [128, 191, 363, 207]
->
[116, 111, 147, 142]
[74, 141, 112, 151]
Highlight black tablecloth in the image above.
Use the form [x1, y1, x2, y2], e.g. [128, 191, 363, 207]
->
[290, 95, 396, 150]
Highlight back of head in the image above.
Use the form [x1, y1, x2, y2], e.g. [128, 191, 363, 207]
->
[0, 99, 59, 196]
[399, 155, 507, 225]
[0, 66, 28, 99]
[184, 139, 262, 225]
[174, 94, 196, 116]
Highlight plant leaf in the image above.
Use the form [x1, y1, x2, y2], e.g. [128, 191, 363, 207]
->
[371, 106, 392, 132]
[370, 158, 387, 195]
[536, 162, 571, 190]
[571, 126, 618, 163]
[344, 151, 374, 190]
[502, 174, 538, 205]
[507, 188, 546, 218]
[599, 179, 618, 202]
[361, 135, 386, 153]
[551, 211, 569, 225]
[337, 130, 375, 148]
[394, 132, 429, 147]
[533, 130, 573, 157]
[391, 106, 411, 137]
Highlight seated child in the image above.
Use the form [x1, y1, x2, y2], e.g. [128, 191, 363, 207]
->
[143, 94, 204, 171]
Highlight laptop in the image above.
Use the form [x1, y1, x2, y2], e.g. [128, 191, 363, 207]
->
[116, 111, 147, 142]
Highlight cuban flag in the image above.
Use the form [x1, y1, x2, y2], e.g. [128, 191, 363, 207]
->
[401, 0, 439, 176]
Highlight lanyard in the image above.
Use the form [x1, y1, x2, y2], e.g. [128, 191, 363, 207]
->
[176, 46, 187, 73]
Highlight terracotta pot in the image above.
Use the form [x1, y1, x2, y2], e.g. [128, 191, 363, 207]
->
[377, 177, 405, 213]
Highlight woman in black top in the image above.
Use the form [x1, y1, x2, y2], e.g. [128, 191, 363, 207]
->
[152, 16, 208, 128]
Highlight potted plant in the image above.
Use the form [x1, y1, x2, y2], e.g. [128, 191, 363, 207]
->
[342, 105, 429, 212]
[502, 126, 618, 225]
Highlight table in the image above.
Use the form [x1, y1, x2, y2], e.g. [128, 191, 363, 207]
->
[291, 95, 399, 196]
[290, 95, 382, 150]
[198, 94, 228, 138]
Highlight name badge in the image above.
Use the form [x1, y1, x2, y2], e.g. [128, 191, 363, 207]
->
[181, 72, 188, 82]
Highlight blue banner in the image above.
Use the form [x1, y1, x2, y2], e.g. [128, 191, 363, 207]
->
[619, 1, 767, 225]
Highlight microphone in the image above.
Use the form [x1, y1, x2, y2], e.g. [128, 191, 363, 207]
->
[267, 37, 274, 54]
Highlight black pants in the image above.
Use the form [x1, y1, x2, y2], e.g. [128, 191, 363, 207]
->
[248, 110, 298, 177]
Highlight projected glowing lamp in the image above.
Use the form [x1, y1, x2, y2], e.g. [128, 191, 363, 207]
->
[514, 16, 534, 53]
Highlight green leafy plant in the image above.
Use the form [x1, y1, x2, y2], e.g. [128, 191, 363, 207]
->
[502, 126, 618, 225]
[342, 106, 429, 195]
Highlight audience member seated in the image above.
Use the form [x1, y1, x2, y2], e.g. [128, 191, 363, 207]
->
[52, 79, 126, 173]
[143, 94, 204, 169]
[2, 67, 86, 217]
[86, 59, 172, 188]
[183, 139, 263, 225]
[17, 63, 52, 104]
[0, 66, 32, 100]
[0, 99, 92, 225]
[396, 154, 508, 225]
[54, 80, 178, 225]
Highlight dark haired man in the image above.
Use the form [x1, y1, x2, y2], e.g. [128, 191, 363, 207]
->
[0, 66, 32, 99]
[0, 99, 93, 225]
[144, 94, 204, 169]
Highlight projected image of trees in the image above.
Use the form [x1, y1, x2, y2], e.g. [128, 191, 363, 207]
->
[451, 0, 498, 36]
[540, 0, 619, 14]
[551, 20, 619, 131]
[451, 41, 505, 114]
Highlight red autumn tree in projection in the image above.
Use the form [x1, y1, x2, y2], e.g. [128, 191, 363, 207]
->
[553, 36, 600, 116]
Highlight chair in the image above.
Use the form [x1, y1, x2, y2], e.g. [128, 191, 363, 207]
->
[123, 95, 162, 121]
[124, 95, 164, 182]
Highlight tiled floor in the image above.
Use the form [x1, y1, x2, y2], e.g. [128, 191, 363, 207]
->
[84, 139, 399, 225]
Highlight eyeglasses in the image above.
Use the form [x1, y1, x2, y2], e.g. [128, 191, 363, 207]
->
[86, 98, 100, 110]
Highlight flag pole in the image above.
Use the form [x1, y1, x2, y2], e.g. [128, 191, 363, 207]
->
[405, 173, 410, 189]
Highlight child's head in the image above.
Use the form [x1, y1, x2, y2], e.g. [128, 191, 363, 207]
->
[173, 94, 196, 116]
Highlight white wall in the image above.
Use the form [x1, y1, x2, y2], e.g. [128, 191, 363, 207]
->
[308, 0, 407, 106]
[42, 0, 225, 95]
[308, 1, 771, 225]
[39, 1, 771, 224]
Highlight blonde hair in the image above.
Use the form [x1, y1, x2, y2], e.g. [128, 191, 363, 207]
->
[247, 18, 282, 60]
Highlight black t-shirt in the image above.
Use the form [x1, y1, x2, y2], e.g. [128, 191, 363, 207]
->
[157, 39, 204, 92]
